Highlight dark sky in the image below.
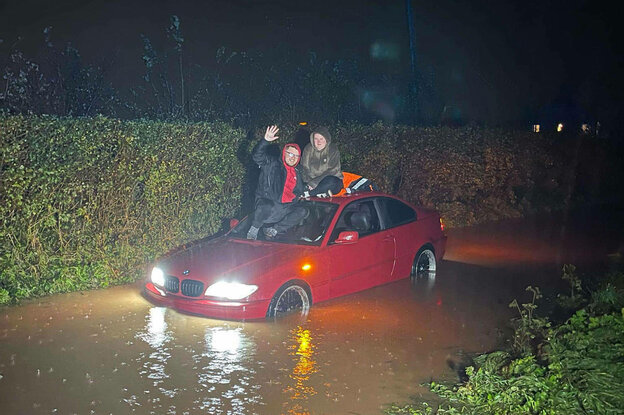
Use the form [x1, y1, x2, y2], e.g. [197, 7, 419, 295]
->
[1, 0, 403, 61]
[1, 0, 622, 125]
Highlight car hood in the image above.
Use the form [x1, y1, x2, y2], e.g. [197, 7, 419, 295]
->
[157, 237, 304, 284]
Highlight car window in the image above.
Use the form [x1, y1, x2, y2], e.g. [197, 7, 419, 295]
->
[329, 199, 381, 243]
[378, 197, 416, 228]
[229, 200, 339, 245]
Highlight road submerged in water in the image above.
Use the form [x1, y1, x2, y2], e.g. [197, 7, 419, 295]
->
[1, 206, 622, 415]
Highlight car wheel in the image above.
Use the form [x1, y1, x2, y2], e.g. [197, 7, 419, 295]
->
[410, 247, 437, 297]
[266, 282, 311, 318]
[411, 247, 436, 278]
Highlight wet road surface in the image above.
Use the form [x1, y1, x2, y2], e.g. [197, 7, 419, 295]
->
[1, 206, 622, 414]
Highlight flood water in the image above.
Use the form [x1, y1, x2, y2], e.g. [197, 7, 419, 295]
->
[1, 205, 622, 415]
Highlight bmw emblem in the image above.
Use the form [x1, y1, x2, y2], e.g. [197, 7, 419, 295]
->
[183, 269, 190, 275]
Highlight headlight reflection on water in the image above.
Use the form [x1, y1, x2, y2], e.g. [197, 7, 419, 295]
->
[197, 327, 261, 413]
[209, 327, 242, 355]
[134, 306, 177, 398]
[132, 309, 262, 413]
[143, 306, 169, 349]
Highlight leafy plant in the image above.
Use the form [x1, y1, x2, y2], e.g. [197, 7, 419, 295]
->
[508, 286, 551, 357]
[386, 268, 624, 415]
[557, 264, 585, 310]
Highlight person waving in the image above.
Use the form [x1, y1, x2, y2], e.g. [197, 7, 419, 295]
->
[246, 125, 307, 240]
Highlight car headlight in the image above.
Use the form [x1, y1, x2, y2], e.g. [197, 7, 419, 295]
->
[204, 281, 258, 300]
[151, 267, 165, 287]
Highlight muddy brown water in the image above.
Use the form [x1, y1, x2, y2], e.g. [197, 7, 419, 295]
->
[1, 206, 622, 415]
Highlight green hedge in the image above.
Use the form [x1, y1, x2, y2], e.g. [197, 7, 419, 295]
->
[334, 123, 578, 227]
[1, 115, 246, 303]
[1, 116, 618, 303]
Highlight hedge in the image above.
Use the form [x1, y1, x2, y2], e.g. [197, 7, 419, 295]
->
[1, 115, 246, 303]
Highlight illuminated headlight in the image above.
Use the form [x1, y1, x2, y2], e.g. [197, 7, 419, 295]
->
[204, 281, 258, 300]
[151, 267, 165, 287]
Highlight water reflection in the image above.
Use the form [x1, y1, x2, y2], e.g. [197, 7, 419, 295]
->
[135, 307, 172, 387]
[195, 326, 261, 413]
[411, 271, 437, 301]
[143, 306, 169, 348]
[131, 308, 263, 413]
[210, 327, 242, 354]
[283, 326, 317, 415]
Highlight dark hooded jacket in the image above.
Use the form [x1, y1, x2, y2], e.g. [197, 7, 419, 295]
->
[301, 126, 343, 189]
[252, 139, 305, 203]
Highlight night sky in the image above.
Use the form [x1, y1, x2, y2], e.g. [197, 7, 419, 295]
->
[1, 0, 622, 127]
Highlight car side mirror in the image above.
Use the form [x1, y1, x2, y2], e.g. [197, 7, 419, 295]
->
[229, 218, 239, 229]
[335, 231, 359, 244]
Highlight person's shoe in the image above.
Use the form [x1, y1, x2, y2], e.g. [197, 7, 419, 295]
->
[247, 226, 259, 240]
[263, 227, 278, 238]
[327, 190, 333, 197]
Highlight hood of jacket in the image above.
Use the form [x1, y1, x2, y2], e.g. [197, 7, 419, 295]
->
[282, 143, 301, 167]
[302, 126, 342, 187]
[309, 126, 332, 147]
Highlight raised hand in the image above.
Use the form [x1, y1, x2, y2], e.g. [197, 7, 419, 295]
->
[264, 125, 279, 141]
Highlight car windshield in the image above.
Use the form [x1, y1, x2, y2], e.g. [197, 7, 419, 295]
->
[229, 200, 339, 246]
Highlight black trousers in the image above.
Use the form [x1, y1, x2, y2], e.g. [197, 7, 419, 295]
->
[310, 175, 343, 194]
[252, 198, 307, 233]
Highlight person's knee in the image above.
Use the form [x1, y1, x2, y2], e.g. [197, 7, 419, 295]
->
[256, 199, 273, 213]
[328, 176, 343, 193]
[314, 175, 343, 194]
[253, 199, 274, 224]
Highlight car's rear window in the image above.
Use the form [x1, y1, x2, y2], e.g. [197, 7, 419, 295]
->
[379, 197, 416, 228]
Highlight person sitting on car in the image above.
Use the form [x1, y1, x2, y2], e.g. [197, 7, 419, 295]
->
[301, 126, 343, 197]
[247, 125, 307, 240]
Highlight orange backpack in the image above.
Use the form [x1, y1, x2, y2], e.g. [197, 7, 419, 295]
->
[334, 172, 376, 196]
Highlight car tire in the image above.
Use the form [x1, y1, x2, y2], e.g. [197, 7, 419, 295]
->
[266, 281, 311, 318]
[411, 246, 436, 278]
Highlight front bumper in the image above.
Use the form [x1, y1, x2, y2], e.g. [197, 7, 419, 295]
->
[143, 282, 271, 320]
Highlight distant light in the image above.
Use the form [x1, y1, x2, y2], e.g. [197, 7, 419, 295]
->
[582, 123, 590, 133]
[299, 122, 308, 126]
[533, 124, 540, 133]
[557, 123, 564, 132]
[301, 263, 312, 271]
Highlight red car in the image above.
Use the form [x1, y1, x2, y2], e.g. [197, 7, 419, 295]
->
[144, 192, 446, 320]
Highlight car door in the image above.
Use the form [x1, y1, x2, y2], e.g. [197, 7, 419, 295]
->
[327, 198, 396, 298]
[377, 197, 419, 280]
